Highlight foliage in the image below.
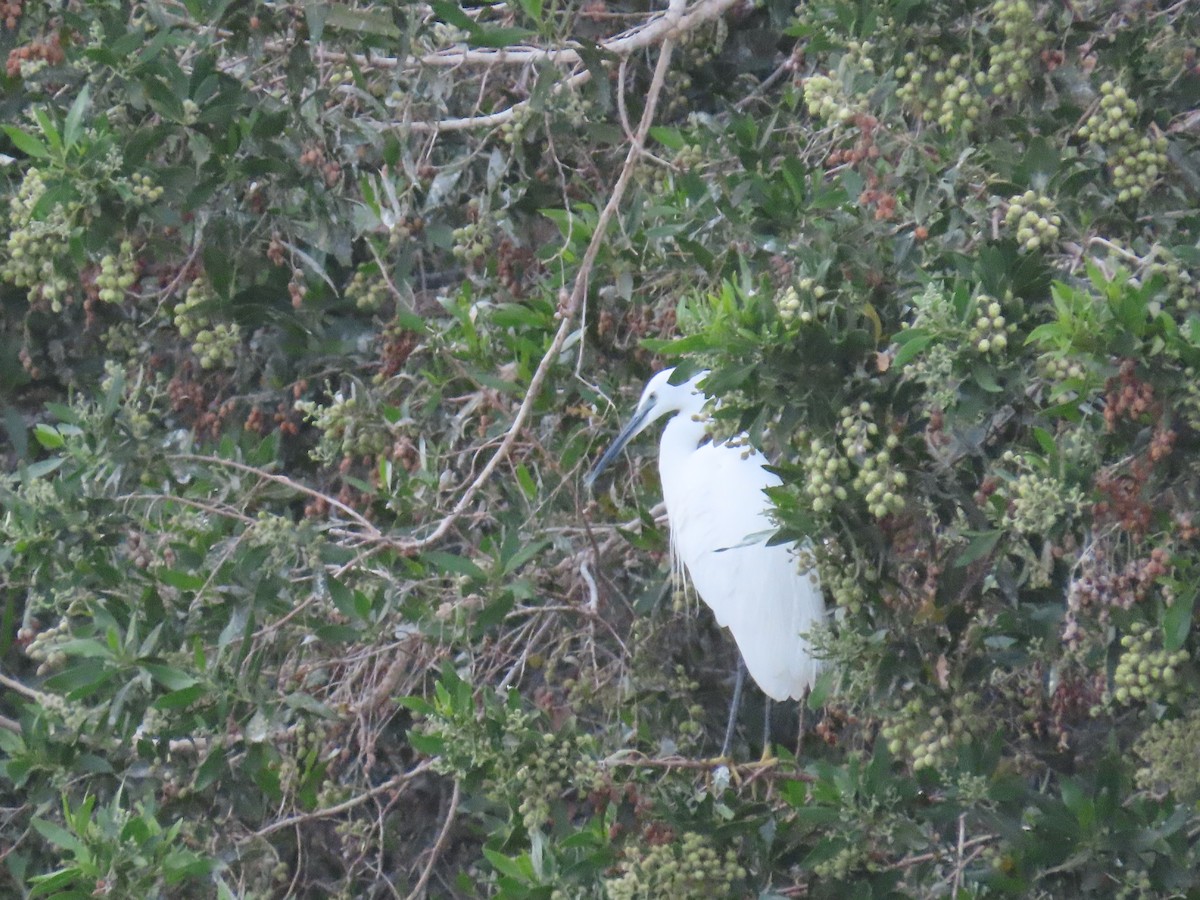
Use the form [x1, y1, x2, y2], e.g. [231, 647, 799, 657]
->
[2, 0, 1200, 896]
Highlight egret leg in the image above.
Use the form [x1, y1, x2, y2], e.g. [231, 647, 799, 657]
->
[761, 698, 773, 761]
[720, 656, 747, 759]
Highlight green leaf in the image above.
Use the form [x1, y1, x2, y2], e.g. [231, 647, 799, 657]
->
[143, 664, 199, 691]
[159, 569, 206, 591]
[466, 25, 536, 48]
[284, 692, 337, 718]
[63, 86, 91, 151]
[153, 684, 206, 709]
[33, 108, 62, 155]
[22, 456, 65, 479]
[954, 530, 1002, 568]
[314, 624, 362, 643]
[407, 730, 445, 756]
[326, 575, 361, 621]
[891, 330, 934, 368]
[807, 668, 835, 711]
[1031, 426, 1056, 457]
[515, 0, 543, 24]
[32, 424, 64, 450]
[972, 368, 1004, 393]
[2, 125, 50, 159]
[429, 0, 475, 29]
[31, 818, 87, 858]
[514, 463, 537, 499]
[483, 848, 534, 882]
[649, 126, 685, 150]
[44, 659, 117, 698]
[421, 551, 486, 581]
[32, 422, 67, 451]
[324, 3, 402, 38]
[1163, 587, 1197, 652]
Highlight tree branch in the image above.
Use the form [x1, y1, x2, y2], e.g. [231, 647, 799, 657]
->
[393, 0, 686, 554]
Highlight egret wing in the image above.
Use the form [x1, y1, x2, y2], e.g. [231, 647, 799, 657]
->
[663, 442, 824, 700]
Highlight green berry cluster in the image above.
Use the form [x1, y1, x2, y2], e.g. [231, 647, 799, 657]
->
[839, 401, 879, 458]
[31, 690, 92, 734]
[295, 389, 391, 465]
[798, 433, 849, 516]
[451, 220, 492, 261]
[1, 167, 75, 308]
[428, 22, 469, 49]
[1077, 81, 1169, 203]
[897, 50, 983, 130]
[24, 618, 71, 677]
[811, 843, 872, 880]
[803, 73, 859, 125]
[420, 696, 539, 783]
[968, 295, 1012, 354]
[499, 104, 531, 146]
[1142, 246, 1198, 315]
[129, 172, 164, 204]
[96, 241, 138, 303]
[1132, 711, 1200, 798]
[1113, 868, 1155, 900]
[174, 277, 243, 369]
[604, 832, 745, 900]
[986, 0, 1049, 102]
[817, 553, 869, 615]
[1037, 353, 1089, 384]
[1004, 191, 1061, 252]
[672, 143, 705, 171]
[173, 276, 213, 339]
[345, 268, 389, 311]
[181, 98, 200, 126]
[777, 276, 828, 325]
[1113, 621, 1187, 706]
[999, 463, 1081, 535]
[843, 39, 877, 75]
[191, 326, 241, 371]
[842, 408, 905, 519]
[513, 731, 600, 831]
[881, 692, 978, 771]
[552, 89, 593, 128]
[678, 15, 728, 68]
[1180, 367, 1200, 431]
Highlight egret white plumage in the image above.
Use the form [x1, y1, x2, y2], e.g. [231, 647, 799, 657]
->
[587, 368, 826, 753]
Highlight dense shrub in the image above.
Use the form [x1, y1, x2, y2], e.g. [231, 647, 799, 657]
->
[2, 0, 1200, 896]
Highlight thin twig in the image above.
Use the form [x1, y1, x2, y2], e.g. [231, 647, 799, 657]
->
[601, 749, 816, 781]
[251, 760, 434, 838]
[0, 671, 39, 701]
[888, 833, 996, 870]
[392, 6, 685, 555]
[170, 453, 381, 538]
[404, 779, 461, 900]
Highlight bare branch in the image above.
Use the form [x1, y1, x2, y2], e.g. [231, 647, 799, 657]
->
[251, 760, 434, 838]
[393, 0, 686, 554]
[404, 779, 460, 900]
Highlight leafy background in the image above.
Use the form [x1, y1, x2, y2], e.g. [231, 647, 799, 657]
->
[2, 0, 1200, 896]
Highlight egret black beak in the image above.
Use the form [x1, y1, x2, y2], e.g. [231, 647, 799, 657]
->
[585, 404, 652, 489]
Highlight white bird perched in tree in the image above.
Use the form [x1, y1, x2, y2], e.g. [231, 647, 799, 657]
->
[586, 367, 826, 754]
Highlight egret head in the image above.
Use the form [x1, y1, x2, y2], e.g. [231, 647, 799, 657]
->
[585, 368, 709, 488]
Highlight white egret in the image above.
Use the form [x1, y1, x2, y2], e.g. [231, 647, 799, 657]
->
[587, 367, 826, 754]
